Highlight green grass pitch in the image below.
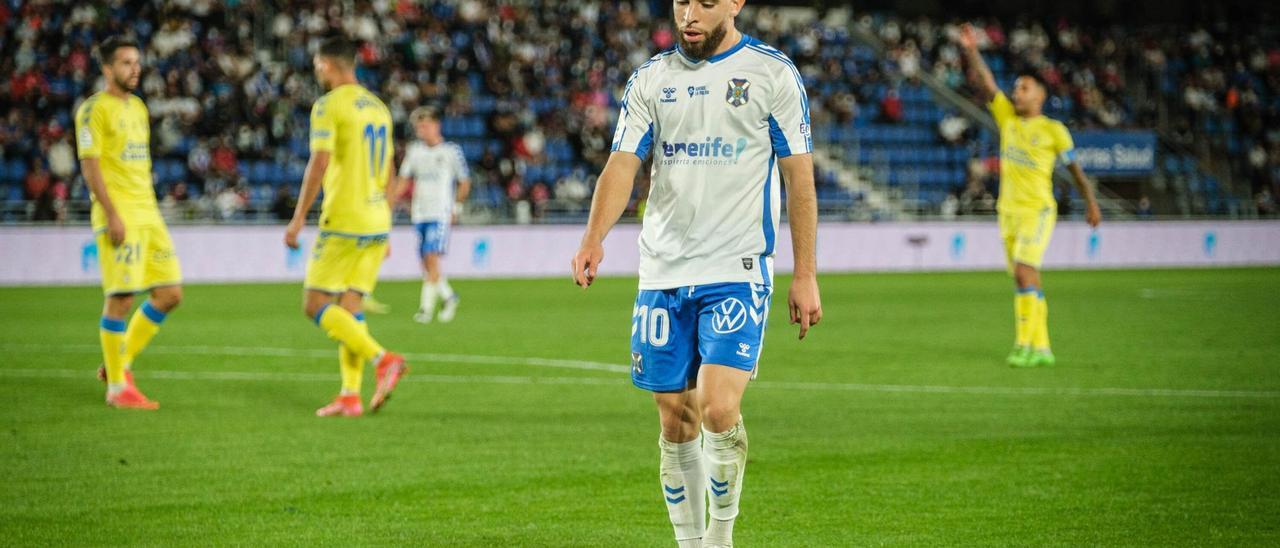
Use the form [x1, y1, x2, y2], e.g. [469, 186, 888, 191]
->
[1, 268, 1278, 546]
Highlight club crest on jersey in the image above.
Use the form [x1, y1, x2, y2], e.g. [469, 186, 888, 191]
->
[726, 78, 750, 107]
[741, 257, 754, 270]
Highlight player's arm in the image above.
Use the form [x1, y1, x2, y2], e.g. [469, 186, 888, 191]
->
[574, 65, 652, 288]
[389, 146, 415, 210]
[75, 102, 126, 245]
[1066, 162, 1102, 227]
[74, 101, 127, 245]
[571, 152, 641, 288]
[453, 146, 472, 222]
[778, 154, 823, 339]
[80, 158, 126, 245]
[1053, 124, 1101, 228]
[287, 100, 336, 248]
[285, 151, 329, 249]
[957, 23, 999, 104]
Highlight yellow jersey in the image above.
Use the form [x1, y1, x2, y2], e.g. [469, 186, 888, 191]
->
[75, 92, 161, 231]
[309, 83, 394, 235]
[988, 92, 1075, 212]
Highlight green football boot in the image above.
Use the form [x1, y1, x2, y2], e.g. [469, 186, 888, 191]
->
[1028, 349, 1056, 367]
[1006, 346, 1033, 368]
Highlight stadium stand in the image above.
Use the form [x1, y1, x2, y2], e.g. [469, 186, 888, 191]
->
[1, 2, 1277, 223]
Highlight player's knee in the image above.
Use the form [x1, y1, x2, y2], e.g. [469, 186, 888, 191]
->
[656, 399, 700, 442]
[1013, 265, 1038, 289]
[700, 400, 740, 432]
[303, 300, 324, 319]
[105, 294, 134, 317]
[153, 286, 183, 311]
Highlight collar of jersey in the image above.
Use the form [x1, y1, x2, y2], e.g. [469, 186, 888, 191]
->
[677, 33, 750, 64]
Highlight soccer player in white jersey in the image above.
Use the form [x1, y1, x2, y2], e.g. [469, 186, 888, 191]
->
[571, 1, 822, 545]
[397, 106, 471, 323]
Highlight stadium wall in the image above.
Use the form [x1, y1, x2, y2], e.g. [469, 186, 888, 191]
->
[1, 221, 1279, 286]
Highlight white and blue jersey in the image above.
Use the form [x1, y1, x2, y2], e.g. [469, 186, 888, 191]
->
[400, 140, 468, 256]
[612, 34, 811, 290]
[613, 35, 811, 391]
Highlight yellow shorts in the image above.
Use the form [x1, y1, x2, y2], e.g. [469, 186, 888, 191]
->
[304, 232, 389, 295]
[98, 223, 183, 296]
[999, 207, 1056, 272]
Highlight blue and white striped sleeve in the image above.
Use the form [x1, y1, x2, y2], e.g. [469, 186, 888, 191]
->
[610, 67, 656, 161]
[766, 55, 812, 158]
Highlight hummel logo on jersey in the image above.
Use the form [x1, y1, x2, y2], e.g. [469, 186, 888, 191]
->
[711, 298, 748, 334]
[737, 343, 752, 358]
[726, 78, 751, 107]
[661, 87, 677, 103]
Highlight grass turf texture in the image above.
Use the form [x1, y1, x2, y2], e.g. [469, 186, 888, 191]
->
[1, 268, 1277, 546]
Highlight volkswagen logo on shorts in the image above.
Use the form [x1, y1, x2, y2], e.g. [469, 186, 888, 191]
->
[711, 298, 748, 334]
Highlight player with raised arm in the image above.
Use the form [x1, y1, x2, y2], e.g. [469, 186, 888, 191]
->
[571, 1, 822, 546]
[957, 24, 1101, 367]
[77, 36, 183, 410]
[285, 37, 408, 417]
[395, 106, 471, 324]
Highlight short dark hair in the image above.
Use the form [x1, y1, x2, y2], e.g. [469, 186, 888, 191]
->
[96, 35, 140, 65]
[317, 36, 358, 66]
[1016, 70, 1049, 91]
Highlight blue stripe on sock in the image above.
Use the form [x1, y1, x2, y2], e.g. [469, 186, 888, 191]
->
[1037, 290, 1045, 299]
[353, 312, 365, 322]
[100, 316, 127, 333]
[1016, 287, 1039, 295]
[313, 303, 331, 326]
[140, 301, 167, 324]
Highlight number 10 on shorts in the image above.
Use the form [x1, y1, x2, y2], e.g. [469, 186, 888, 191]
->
[633, 304, 670, 347]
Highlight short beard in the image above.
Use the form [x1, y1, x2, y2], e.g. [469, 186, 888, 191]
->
[112, 73, 137, 93]
[678, 22, 729, 61]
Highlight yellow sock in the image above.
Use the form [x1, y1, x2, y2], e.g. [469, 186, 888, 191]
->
[1031, 292, 1050, 351]
[124, 301, 167, 368]
[316, 305, 384, 361]
[100, 316, 128, 385]
[1014, 291, 1036, 348]
[339, 316, 368, 394]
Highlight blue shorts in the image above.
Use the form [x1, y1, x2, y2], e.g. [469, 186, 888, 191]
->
[414, 221, 450, 257]
[630, 282, 773, 392]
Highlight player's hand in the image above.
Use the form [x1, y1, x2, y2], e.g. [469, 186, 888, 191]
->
[957, 23, 979, 51]
[571, 241, 604, 288]
[284, 219, 304, 250]
[105, 213, 126, 247]
[1085, 201, 1102, 228]
[788, 275, 823, 340]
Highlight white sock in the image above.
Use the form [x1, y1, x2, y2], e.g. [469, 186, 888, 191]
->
[437, 277, 455, 301]
[703, 420, 748, 546]
[660, 435, 706, 545]
[107, 382, 127, 396]
[419, 280, 438, 312]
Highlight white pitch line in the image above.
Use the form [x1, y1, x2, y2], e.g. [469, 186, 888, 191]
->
[0, 367, 625, 387]
[3, 342, 1280, 399]
[0, 343, 630, 374]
